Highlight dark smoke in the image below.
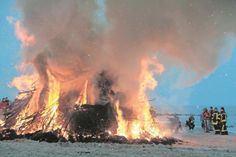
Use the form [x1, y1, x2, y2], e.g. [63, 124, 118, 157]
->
[95, 70, 116, 105]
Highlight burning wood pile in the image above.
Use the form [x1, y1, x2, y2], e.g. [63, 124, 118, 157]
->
[0, 0, 188, 145]
[0, 100, 181, 145]
[0, 70, 181, 145]
[1, 105, 180, 145]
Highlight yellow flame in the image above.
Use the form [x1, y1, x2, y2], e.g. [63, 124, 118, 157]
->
[75, 80, 88, 106]
[12, 56, 166, 140]
[10, 73, 38, 96]
[114, 57, 164, 140]
[115, 101, 128, 137]
[41, 70, 61, 131]
[13, 69, 62, 134]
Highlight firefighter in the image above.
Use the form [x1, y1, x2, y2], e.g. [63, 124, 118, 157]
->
[200, 109, 205, 129]
[212, 107, 220, 134]
[209, 106, 214, 131]
[186, 114, 195, 130]
[219, 107, 228, 135]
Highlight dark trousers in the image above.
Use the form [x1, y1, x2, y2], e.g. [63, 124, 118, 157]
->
[221, 122, 228, 135]
[213, 124, 220, 134]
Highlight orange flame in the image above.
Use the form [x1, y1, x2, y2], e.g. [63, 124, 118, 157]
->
[75, 80, 88, 106]
[10, 73, 38, 91]
[41, 70, 62, 131]
[114, 57, 165, 140]
[13, 69, 62, 134]
[12, 56, 166, 139]
[10, 72, 38, 100]
[115, 101, 128, 137]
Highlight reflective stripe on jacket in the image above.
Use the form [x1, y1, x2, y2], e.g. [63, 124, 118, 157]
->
[220, 112, 227, 123]
[212, 112, 219, 125]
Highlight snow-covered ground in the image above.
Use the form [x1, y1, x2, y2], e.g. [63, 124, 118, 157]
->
[0, 128, 236, 157]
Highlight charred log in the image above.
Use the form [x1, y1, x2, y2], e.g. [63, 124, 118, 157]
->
[70, 103, 116, 135]
[30, 131, 59, 142]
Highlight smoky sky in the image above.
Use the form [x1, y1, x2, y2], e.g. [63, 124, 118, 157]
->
[15, 0, 236, 99]
[105, 0, 236, 85]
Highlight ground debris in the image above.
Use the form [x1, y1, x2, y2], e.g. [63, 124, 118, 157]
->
[0, 129, 18, 140]
[0, 128, 181, 145]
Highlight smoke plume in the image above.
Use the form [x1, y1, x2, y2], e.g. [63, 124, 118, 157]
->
[14, 0, 236, 105]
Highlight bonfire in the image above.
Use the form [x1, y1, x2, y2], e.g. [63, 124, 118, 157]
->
[0, 58, 179, 144]
[1, 1, 178, 144]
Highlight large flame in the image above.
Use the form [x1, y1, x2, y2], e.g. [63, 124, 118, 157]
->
[7, 2, 169, 140]
[13, 69, 62, 134]
[11, 56, 166, 140]
[9, 18, 166, 139]
[40, 70, 61, 132]
[114, 58, 165, 140]
[11, 55, 167, 140]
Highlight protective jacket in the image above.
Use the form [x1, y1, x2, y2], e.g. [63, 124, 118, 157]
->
[220, 112, 227, 123]
[219, 111, 228, 135]
[212, 111, 220, 125]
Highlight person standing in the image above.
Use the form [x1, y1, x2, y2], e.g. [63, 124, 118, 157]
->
[203, 108, 210, 133]
[200, 109, 205, 129]
[0, 98, 9, 128]
[209, 106, 214, 131]
[212, 107, 220, 134]
[219, 107, 228, 135]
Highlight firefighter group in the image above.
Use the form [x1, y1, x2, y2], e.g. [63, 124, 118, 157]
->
[201, 106, 228, 135]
